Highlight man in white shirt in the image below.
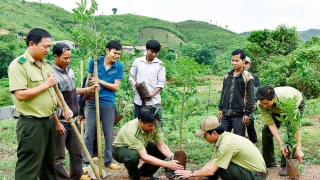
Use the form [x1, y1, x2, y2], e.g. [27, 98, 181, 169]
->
[129, 40, 166, 118]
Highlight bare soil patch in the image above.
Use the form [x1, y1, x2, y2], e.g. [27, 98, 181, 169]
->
[87, 161, 320, 179]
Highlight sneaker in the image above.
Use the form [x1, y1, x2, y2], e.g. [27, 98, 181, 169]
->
[279, 167, 287, 176]
[79, 175, 91, 180]
[82, 166, 88, 174]
[105, 163, 121, 170]
[266, 162, 277, 168]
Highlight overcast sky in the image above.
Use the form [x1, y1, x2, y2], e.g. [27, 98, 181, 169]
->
[27, 0, 320, 33]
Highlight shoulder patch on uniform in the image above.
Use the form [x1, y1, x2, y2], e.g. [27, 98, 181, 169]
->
[18, 57, 26, 64]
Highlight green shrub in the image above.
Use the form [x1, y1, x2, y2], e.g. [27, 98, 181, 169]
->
[0, 78, 9, 87]
[257, 55, 290, 86]
[301, 118, 314, 126]
[0, 87, 12, 107]
[277, 97, 301, 158]
[286, 45, 320, 99]
[0, 34, 16, 42]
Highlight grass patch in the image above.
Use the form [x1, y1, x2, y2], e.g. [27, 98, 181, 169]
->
[0, 120, 17, 180]
[304, 98, 320, 116]
[301, 117, 315, 126]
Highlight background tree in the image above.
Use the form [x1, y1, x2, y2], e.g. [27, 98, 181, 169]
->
[72, 0, 105, 178]
[244, 25, 320, 99]
[244, 24, 299, 72]
[181, 44, 214, 65]
[0, 47, 14, 78]
[111, 7, 118, 15]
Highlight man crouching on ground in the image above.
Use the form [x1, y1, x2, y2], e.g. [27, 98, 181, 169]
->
[175, 116, 267, 180]
[112, 106, 183, 180]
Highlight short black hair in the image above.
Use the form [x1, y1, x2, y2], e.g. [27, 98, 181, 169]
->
[53, 43, 70, 57]
[105, 40, 122, 50]
[146, 40, 161, 52]
[26, 28, 51, 47]
[257, 86, 275, 100]
[138, 106, 160, 124]
[206, 125, 225, 135]
[231, 49, 246, 60]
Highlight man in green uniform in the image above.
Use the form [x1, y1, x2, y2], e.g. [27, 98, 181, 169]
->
[175, 116, 267, 180]
[112, 106, 183, 180]
[8, 28, 71, 180]
[256, 86, 305, 176]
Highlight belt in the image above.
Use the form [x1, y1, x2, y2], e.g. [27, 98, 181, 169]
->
[255, 172, 268, 178]
[20, 115, 53, 120]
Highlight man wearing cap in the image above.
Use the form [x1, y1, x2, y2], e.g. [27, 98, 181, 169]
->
[175, 116, 267, 180]
[244, 56, 260, 88]
[243, 56, 260, 144]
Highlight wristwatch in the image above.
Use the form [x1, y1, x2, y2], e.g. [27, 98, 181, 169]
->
[190, 170, 194, 177]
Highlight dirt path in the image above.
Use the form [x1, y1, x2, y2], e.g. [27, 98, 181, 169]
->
[87, 161, 320, 179]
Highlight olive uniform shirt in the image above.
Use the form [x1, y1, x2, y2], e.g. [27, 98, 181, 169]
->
[212, 132, 267, 173]
[8, 50, 57, 117]
[257, 86, 303, 125]
[113, 118, 163, 151]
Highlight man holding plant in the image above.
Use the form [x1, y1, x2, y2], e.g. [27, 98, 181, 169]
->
[256, 86, 305, 176]
[129, 39, 166, 118]
[175, 116, 267, 180]
[83, 40, 123, 170]
[52, 43, 98, 180]
[112, 106, 183, 180]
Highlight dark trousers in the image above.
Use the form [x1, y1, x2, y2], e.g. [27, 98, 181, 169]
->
[112, 142, 166, 180]
[15, 116, 56, 180]
[54, 121, 83, 180]
[221, 116, 245, 137]
[247, 121, 258, 143]
[262, 99, 305, 167]
[215, 162, 265, 180]
[262, 118, 286, 167]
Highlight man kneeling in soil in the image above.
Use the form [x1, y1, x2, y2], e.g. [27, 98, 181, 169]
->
[112, 106, 183, 180]
[175, 116, 267, 180]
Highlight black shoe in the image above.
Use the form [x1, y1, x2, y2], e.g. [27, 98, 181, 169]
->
[150, 175, 159, 180]
[279, 167, 287, 176]
[266, 162, 277, 168]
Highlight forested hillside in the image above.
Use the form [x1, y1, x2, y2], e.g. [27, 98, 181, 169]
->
[298, 29, 320, 41]
[0, 1, 243, 57]
[0, 0, 74, 39]
[1, 0, 320, 105]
